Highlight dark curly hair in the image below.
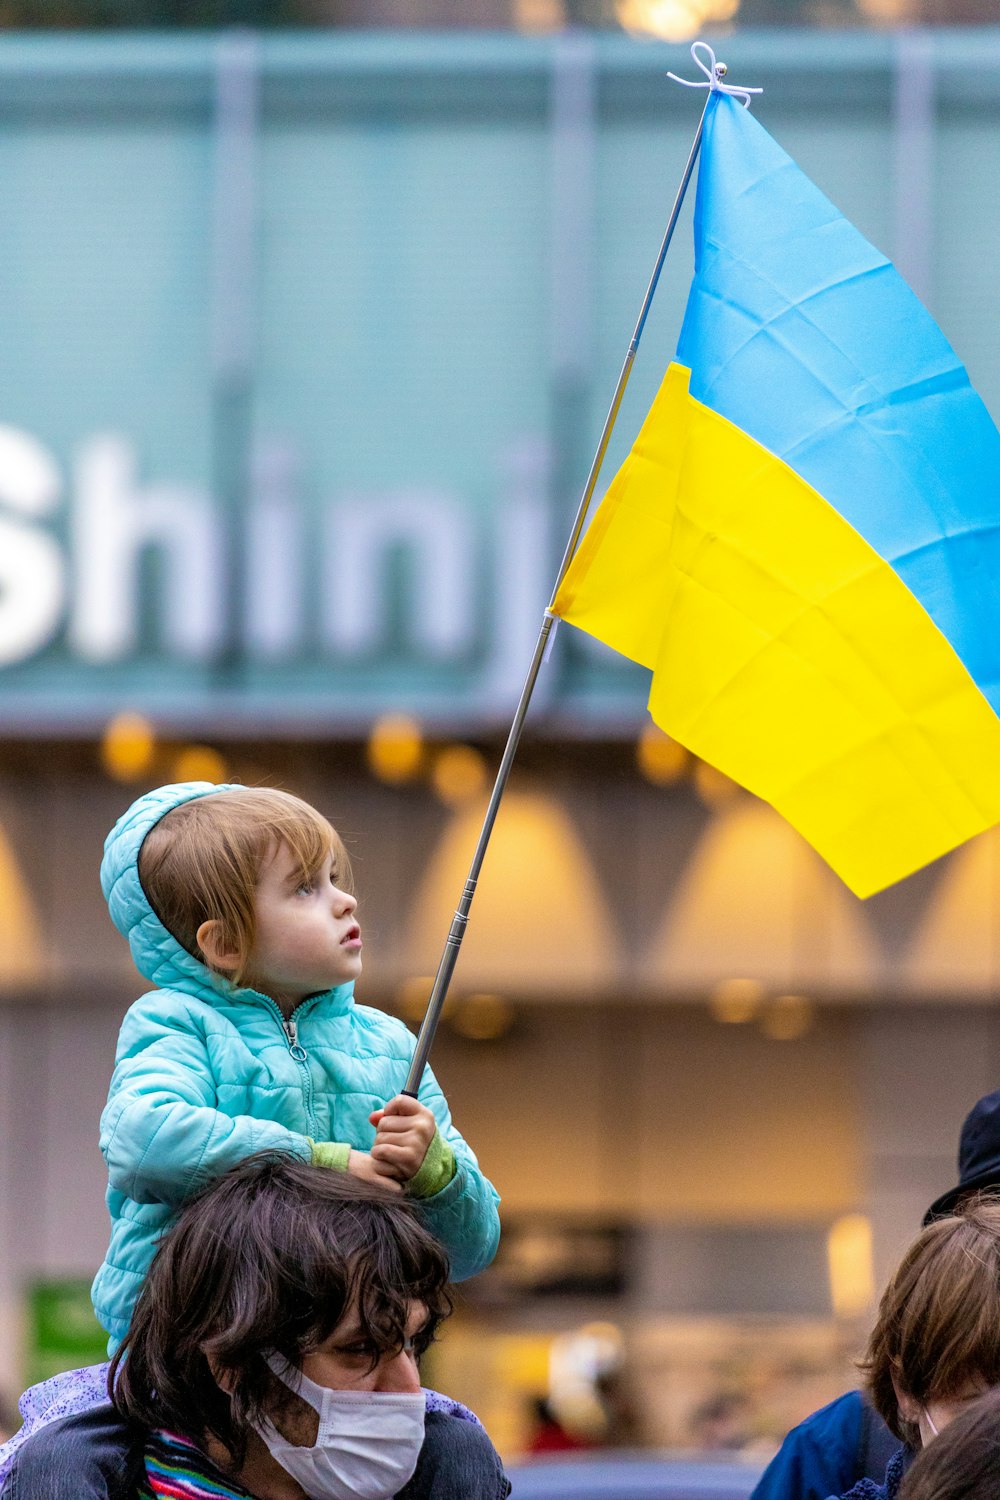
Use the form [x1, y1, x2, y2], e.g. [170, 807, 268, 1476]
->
[109, 1152, 452, 1465]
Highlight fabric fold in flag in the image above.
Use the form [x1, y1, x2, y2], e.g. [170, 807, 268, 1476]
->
[555, 363, 1000, 898]
[553, 93, 1000, 897]
[676, 95, 1000, 714]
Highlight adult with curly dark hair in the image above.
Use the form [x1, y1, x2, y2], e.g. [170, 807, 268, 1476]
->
[2, 1153, 509, 1500]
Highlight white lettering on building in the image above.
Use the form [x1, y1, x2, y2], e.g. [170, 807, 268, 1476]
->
[69, 436, 223, 663]
[0, 427, 554, 687]
[323, 490, 474, 660]
[0, 427, 66, 666]
[245, 440, 304, 661]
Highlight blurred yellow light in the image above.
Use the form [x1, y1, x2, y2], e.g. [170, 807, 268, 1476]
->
[405, 790, 620, 994]
[759, 992, 815, 1041]
[367, 714, 423, 785]
[855, 0, 912, 18]
[636, 724, 688, 786]
[709, 976, 764, 1024]
[396, 975, 435, 1027]
[172, 745, 228, 785]
[0, 821, 45, 985]
[431, 745, 489, 808]
[644, 799, 877, 993]
[616, 0, 739, 42]
[906, 826, 1000, 996]
[101, 712, 156, 783]
[827, 1213, 874, 1319]
[514, 0, 566, 28]
[693, 759, 741, 808]
[451, 992, 514, 1042]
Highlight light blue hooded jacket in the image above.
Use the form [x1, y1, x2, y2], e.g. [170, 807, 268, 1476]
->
[92, 781, 501, 1349]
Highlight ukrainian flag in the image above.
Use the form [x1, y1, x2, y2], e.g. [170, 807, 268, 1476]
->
[554, 92, 1000, 898]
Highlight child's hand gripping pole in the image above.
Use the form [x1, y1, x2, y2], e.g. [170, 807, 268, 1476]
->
[369, 1095, 438, 1185]
[345, 1148, 403, 1193]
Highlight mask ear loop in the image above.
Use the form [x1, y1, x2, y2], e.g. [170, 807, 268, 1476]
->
[263, 1351, 311, 1400]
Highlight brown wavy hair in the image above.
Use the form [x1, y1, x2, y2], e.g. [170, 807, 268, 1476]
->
[138, 787, 352, 985]
[109, 1153, 451, 1465]
[861, 1195, 1000, 1449]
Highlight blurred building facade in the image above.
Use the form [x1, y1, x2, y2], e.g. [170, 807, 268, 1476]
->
[0, 29, 998, 1452]
[0, 1, 995, 34]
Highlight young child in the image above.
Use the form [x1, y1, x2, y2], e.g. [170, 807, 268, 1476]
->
[94, 778, 500, 1347]
[0, 779, 501, 1498]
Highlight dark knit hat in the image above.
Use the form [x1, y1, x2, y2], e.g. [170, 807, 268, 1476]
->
[925, 1088, 1000, 1224]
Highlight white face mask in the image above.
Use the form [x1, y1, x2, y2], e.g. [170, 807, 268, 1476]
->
[258, 1355, 426, 1500]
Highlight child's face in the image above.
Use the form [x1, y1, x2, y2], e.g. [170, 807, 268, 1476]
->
[244, 840, 362, 1008]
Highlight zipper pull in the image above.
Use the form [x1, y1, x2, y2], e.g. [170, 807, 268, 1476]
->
[282, 1017, 308, 1061]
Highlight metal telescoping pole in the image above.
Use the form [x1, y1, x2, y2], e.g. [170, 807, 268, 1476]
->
[402, 75, 722, 1098]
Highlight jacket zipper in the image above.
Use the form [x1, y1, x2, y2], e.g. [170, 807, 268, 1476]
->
[268, 1002, 319, 1138]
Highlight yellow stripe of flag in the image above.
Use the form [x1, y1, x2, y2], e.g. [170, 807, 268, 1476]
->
[553, 364, 1000, 897]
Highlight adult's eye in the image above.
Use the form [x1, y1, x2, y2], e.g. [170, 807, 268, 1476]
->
[338, 1342, 378, 1360]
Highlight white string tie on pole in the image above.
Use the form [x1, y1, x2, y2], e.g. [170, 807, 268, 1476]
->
[667, 41, 763, 110]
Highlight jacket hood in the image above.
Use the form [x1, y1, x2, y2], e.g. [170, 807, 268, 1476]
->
[101, 781, 246, 992]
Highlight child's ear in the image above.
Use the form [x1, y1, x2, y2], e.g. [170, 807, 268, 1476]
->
[196, 919, 241, 974]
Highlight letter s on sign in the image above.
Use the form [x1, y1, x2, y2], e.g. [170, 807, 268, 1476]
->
[0, 426, 65, 666]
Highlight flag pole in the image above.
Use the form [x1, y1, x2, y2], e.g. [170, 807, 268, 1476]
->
[402, 58, 729, 1097]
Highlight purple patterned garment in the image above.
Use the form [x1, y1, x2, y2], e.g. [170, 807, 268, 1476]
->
[0, 1363, 112, 1486]
[0, 1363, 480, 1489]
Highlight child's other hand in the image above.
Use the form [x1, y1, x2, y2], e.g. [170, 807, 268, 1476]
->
[347, 1149, 403, 1193]
[369, 1095, 437, 1184]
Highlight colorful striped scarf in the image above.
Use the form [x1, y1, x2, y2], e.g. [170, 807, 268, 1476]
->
[143, 1428, 255, 1500]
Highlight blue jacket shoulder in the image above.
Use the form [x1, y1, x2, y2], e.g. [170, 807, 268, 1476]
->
[751, 1390, 866, 1500]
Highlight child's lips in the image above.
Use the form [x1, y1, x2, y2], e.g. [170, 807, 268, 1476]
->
[341, 924, 362, 950]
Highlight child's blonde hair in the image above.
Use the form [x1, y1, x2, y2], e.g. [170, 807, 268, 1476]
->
[137, 788, 352, 985]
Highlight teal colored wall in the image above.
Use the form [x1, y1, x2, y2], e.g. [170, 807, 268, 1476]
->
[0, 29, 995, 732]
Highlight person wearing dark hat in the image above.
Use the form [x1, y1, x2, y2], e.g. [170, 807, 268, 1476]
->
[749, 1087, 1000, 1500]
[922, 1089, 1000, 1224]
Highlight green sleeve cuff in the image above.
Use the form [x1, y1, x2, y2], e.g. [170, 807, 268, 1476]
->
[309, 1139, 352, 1172]
[405, 1129, 457, 1200]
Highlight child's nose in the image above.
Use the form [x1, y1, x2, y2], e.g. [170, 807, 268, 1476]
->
[332, 886, 357, 914]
